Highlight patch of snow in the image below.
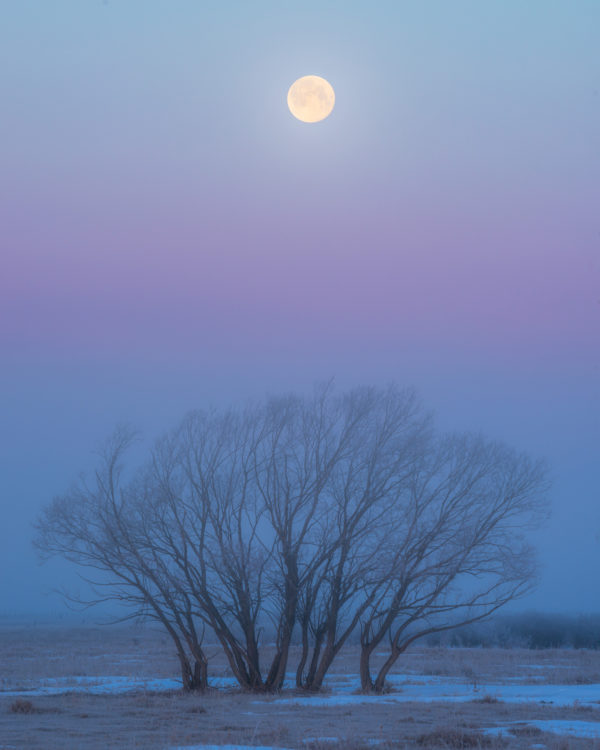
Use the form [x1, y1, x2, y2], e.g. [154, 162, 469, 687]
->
[525, 720, 600, 739]
[485, 720, 600, 739]
[271, 679, 600, 708]
[0, 675, 181, 696]
[482, 727, 510, 737]
[302, 739, 339, 744]
[4, 670, 600, 710]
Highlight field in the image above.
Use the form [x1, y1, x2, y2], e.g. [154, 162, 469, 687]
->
[1, 623, 600, 749]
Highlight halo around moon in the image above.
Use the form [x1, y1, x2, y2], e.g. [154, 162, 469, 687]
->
[287, 75, 335, 123]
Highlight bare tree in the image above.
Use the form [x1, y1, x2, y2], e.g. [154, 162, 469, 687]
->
[34, 428, 209, 691]
[357, 434, 549, 692]
[291, 386, 431, 690]
[35, 384, 549, 694]
[146, 385, 428, 691]
[154, 405, 282, 692]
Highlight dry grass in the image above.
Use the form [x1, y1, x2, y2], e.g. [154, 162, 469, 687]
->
[471, 695, 501, 705]
[1, 624, 600, 749]
[509, 724, 544, 736]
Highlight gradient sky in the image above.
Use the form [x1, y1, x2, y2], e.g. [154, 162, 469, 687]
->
[1, 1, 598, 616]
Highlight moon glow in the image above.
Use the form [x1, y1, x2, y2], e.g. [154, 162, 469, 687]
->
[287, 75, 335, 123]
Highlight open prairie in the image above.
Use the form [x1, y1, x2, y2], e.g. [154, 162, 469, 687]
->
[1, 623, 600, 749]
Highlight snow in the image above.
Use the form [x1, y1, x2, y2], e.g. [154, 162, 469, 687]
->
[521, 720, 600, 738]
[302, 739, 339, 744]
[485, 720, 600, 739]
[3, 670, 600, 710]
[272, 674, 600, 708]
[0, 675, 181, 697]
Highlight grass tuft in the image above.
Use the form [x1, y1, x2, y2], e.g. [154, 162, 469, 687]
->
[472, 694, 501, 704]
[509, 724, 543, 736]
[9, 698, 38, 714]
[186, 704, 207, 713]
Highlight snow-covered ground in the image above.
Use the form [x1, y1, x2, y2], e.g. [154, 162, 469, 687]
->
[166, 718, 600, 750]
[4, 630, 600, 749]
[3, 665, 600, 747]
[166, 720, 600, 749]
[273, 673, 600, 709]
[485, 719, 600, 739]
[1, 675, 182, 696]
[0, 674, 253, 696]
[3, 670, 600, 710]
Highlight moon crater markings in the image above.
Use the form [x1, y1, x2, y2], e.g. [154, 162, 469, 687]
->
[287, 75, 335, 123]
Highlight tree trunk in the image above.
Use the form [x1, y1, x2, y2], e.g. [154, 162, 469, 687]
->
[178, 652, 208, 692]
[295, 620, 310, 688]
[373, 646, 402, 693]
[358, 606, 401, 692]
[296, 629, 325, 690]
[192, 658, 208, 691]
[244, 626, 263, 690]
[304, 634, 323, 688]
[265, 627, 292, 691]
[265, 570, 298, 691]
[306, 640, 335, 691]
[179, 655, 194, 691]
[214, 629, 254, 690]
[359, 643, 376, 692]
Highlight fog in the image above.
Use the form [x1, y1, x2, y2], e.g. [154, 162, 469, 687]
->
[1, 360, 597, 618]
[1, 1, 598, 618]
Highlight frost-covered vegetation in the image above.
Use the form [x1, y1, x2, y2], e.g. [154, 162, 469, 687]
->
[426, 613, 600, 650]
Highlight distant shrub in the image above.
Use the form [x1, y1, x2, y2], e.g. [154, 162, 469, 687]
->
[10, 698, 37, 714]
[186, 704, 207, 713]
[424, 613, 600, 649]
[472, 694, 501, 704]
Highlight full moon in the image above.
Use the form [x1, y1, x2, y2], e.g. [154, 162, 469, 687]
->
[287, 75, 335, 123]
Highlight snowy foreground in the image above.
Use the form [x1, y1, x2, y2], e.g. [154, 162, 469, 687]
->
[169, 726, 600, 750]
[3, 630, 600, 748]
[4, 671, 600, 743]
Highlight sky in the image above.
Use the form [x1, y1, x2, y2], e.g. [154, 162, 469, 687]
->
[0, 0, 598, 617]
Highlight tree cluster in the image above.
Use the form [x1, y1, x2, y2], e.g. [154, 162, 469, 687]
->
[35, 384, 549, 693]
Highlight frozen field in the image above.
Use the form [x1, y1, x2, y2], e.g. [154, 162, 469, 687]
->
[1, 623, 599, 749]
